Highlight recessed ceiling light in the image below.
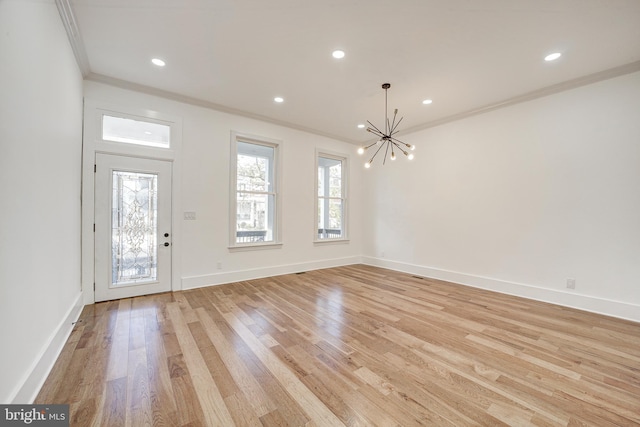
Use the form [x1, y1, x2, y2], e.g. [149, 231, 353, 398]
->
[422, 99, 433, 105]
[544, 52, 562, 62]
[357, 124, 365, 129]
[332, 50, 345, 59]
[274, 97, 284, 103]
[151, 58, 166, 67]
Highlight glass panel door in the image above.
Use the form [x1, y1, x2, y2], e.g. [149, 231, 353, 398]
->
[95, 154, 172, 301]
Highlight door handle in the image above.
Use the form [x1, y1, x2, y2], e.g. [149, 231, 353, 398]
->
[163, 242, 170, 247]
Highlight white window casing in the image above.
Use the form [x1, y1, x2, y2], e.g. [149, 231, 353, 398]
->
[229, 131, 282, 250]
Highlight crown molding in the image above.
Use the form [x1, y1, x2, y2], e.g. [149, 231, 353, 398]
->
[84, 73, 360, 145]
[85, 61, 639, 146]
[49, 1, 640, 145]
[55, 0, 90, 77]
[399, 60, 640, 137]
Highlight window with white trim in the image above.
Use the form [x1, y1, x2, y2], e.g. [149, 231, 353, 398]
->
[316, 153, 347, 241]
[231, 134, 281, 247]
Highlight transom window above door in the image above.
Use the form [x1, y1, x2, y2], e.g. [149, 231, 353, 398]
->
[102, 113, 171, 148]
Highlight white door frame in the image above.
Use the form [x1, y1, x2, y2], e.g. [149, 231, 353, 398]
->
[81, 98, 182, 305]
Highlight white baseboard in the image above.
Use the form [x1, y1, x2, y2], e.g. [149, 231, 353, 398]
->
[10, 292, 84, 404]
[182, 256, 362, 290]
[362, 257, 640, 323]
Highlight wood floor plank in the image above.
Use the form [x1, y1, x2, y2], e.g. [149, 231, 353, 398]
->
[170, 372, 205, 426]
[143, 303, 179, 426]
[224, 392, 263, 427]
[222, 307, 343, 426]
[99, 377, 127, 427]
[166, 302, 235, 426]
[106, 300, 131, 382]
[36, 265, 640, 426]
[195, 306, 278, 417]
[125, 347, 152, 427]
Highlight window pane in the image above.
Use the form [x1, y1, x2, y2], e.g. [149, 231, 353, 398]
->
[317, 168, 325, 197]
[237, 154, 269, 192]
[318, 198, 343, 239]
[112, 171, 158, 285]
[236, 192, 274, 243]
[328, 199, 343, 231]
[318, 157, 342, 197]
[237, 141, 274, 192]
[318, 200, 325, 229]
[103, 114, 170, 148]
[329, 163, 342, 197]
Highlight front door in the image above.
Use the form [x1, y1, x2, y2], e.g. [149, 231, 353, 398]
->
[94, 154, 172, 301]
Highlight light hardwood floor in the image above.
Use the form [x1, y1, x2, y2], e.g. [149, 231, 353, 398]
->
[36, 265, 640, 426]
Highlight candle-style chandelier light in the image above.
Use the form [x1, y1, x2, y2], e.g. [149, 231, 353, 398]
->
[358, 83, 415, 168]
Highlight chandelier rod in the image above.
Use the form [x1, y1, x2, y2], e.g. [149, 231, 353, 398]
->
[383, 82, 390, 135]
[384, 84, 388, 135]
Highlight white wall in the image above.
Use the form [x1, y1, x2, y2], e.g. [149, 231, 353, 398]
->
[363, 71, 640, 322]
[0, 0, 84, 403]
[83, 81, 363, 291]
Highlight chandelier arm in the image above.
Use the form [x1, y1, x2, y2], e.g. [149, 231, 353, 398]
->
[367, 129, 384, 139]
[390, 116, 404, 135]
[391, 141, 408, 156]
[390, 136, 411, 149]
[368, 140, 386, 164]
[364, 141, 378, 149]
[389, 109, 398, 136]
[382, 141, 390, 165]
[366, 120, 385, 137]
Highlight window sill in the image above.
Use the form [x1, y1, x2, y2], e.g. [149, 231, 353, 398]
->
[313, 238, 350, 246]
[228, 242, 283, 252]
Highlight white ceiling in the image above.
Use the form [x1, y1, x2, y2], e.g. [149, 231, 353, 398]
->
[69, 0, 640, 144]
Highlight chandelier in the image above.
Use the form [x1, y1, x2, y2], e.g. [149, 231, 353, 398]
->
[358, 83, 415, 168]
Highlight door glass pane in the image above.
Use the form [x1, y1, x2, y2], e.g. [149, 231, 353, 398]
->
[112, 170, 158, 285]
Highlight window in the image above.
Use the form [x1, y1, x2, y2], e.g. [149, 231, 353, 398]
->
[316, 153, 347, 241]
[102, 113, 171, 148]
[230, 133, 281, 247]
